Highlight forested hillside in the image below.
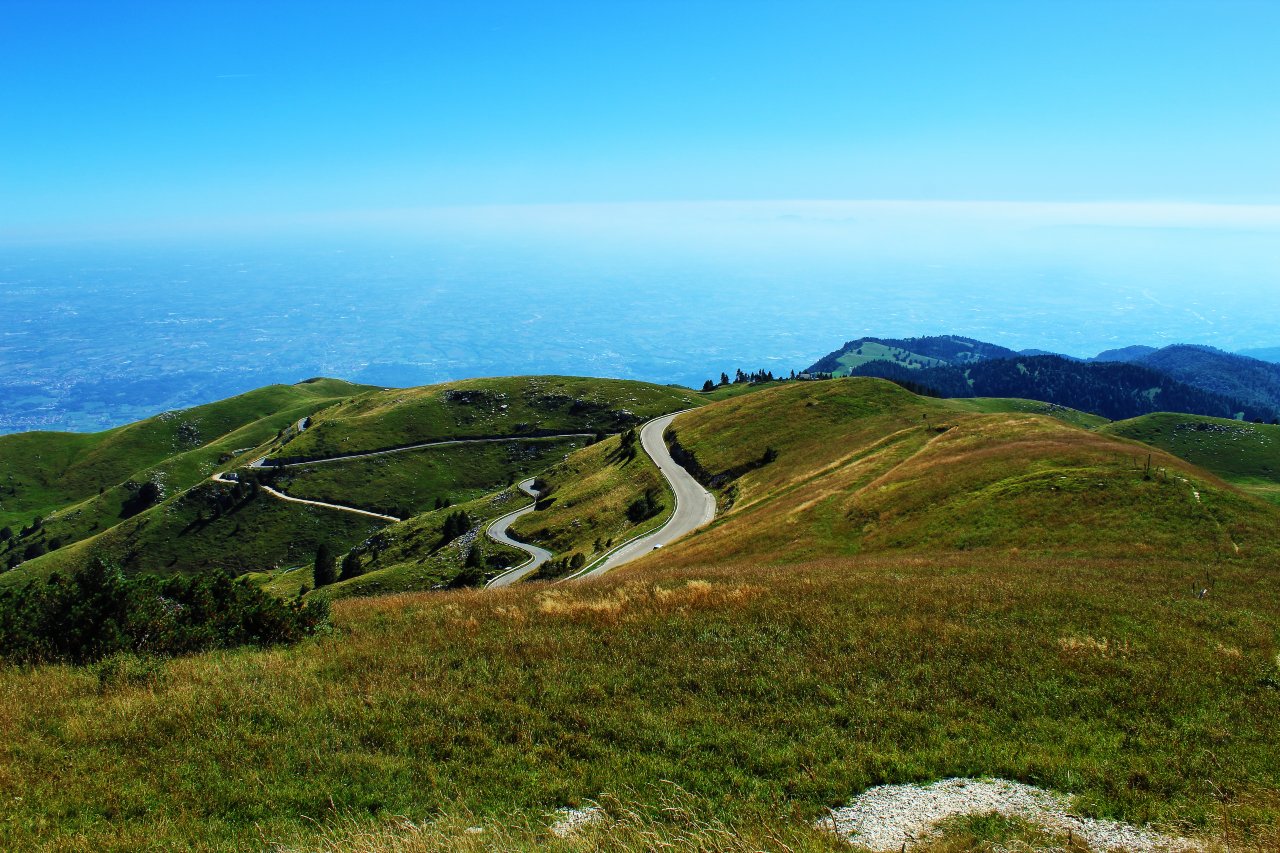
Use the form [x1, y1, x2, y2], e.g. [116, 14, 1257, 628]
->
[851, 355, 1276, 421]
[1132, 345, 1280, 413]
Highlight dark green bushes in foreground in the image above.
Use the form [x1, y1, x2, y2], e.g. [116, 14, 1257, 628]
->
[0, 559, 329, 665]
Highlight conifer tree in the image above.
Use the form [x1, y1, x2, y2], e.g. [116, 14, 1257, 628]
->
[313, 543, 337, 587]
[339, 550, 363, 581]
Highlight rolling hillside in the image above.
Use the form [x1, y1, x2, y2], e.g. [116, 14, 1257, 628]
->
[4, 375, 1280, 851]
[853, 355, 1274, 421]
[0, 379, 374, 570]
[1, 376, 705, 588]
[653, 377, 1275, 570]
[263, 435, 589, 520]
[807, 335, 1017, 375]
[0, 378, 371, 532]
[264, 376, 703, 462]
[806, 335, 1280, 421]
[1103, 412, 1280, 504]
[1128, 345, 1280, 414]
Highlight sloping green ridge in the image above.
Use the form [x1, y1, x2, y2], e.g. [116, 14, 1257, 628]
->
[2, 377, 703, 591]
[1102, 413, 1280, 504]
[0, 378, 371, 531]
[270, 376, 702, 461]
[652, 378, 1280, 569]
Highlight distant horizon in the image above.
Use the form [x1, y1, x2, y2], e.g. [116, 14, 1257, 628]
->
[6, 197, 1280, 245]
[5, 1, 1279, 433]
[4, 316, 1280, 436]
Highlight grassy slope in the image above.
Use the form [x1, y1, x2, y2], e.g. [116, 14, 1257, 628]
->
[832, 340, 950, 374]
[2, 550, 1277, 851]
[697, 379, 790, 401]
[1, 376, 684, 585]
[293, 489, 532, 601]
[508, 432, 674, 577]
[953, 397, 1111, 430]
[269, 436, 589, 520]
[270, 376, 702, 461]
[0, 379, 372, 572]
[0, 378, 369, 532]
[1102, 413, 1280, 504]
[656, 378, 1275, 570]
[5, 478, 388, 585]
[308, 430, 676, 599]
[4, 377, 1280, 849]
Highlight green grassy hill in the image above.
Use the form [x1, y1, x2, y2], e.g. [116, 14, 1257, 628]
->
[5, 374, 1280, 850]
[1102, 412, 1280, 504]
[266, 435, 590, 519]
[0, 379, 373, 571]
[509, 431, 674, 578]
[280, 429, 676, 599]
[653, 378, 1275, 570]
[807, 334, 1019, 376]
[0, 378, 369, 529]
[951, 397, 1111, 430]
[256, 488, 533, 601]
[1, 376, 700, 586]
[4, 477, 389, 586]
[267, 375, 702, 462]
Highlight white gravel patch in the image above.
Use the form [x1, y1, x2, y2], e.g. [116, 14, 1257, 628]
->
[549, 805, 605, 838]
[822, 778, 1203, 852]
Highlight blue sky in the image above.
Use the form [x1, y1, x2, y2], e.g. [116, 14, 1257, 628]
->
[3, 0, 1278, 238]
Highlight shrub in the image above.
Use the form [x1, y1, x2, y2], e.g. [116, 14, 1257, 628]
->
[0, 559, 329, 665]
[94, 653, 166, 693]
[120, 481, 162, 518]
[438, 511, 472, 547]
[627, 489, 663, 522]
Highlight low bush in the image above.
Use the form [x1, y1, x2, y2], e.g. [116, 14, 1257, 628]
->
[0, 558, 329, 665]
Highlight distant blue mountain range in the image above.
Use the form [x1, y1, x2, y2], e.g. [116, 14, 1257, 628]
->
[808, 335, 1280, 422]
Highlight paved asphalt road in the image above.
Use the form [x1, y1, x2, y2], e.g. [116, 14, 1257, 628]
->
[484, 479, 554, 588]
[579, 411, 715, 579]
[218, 414, 711, 587]
[210, 472, 401, 522]
[251, 434, 595, 469]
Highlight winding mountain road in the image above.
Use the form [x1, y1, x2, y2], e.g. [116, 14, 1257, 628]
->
[484, 479, 554, 588]
[575, 411, 716, 580]
[482, 411, 716, 586]
[212, 415, 712, 586]
[251, 434, 595, 469]
[209, 472, 401, 522]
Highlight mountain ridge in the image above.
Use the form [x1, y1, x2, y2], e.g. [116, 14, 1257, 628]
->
[807, 335, 1280, 420]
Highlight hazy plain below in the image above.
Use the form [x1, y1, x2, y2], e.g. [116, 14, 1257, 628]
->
[4, 200, 1279, 433]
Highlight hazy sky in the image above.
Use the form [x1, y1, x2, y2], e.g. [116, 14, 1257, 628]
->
[3, 0, 1278, 240]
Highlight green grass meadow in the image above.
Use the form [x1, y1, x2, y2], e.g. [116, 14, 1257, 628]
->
[2, 549, 1277, 850]
[4, 376, 1280, 850]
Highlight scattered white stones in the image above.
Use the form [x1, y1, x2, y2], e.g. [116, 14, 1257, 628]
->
[821, 778, 1202, 852]
[548, 805, 605, 838]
